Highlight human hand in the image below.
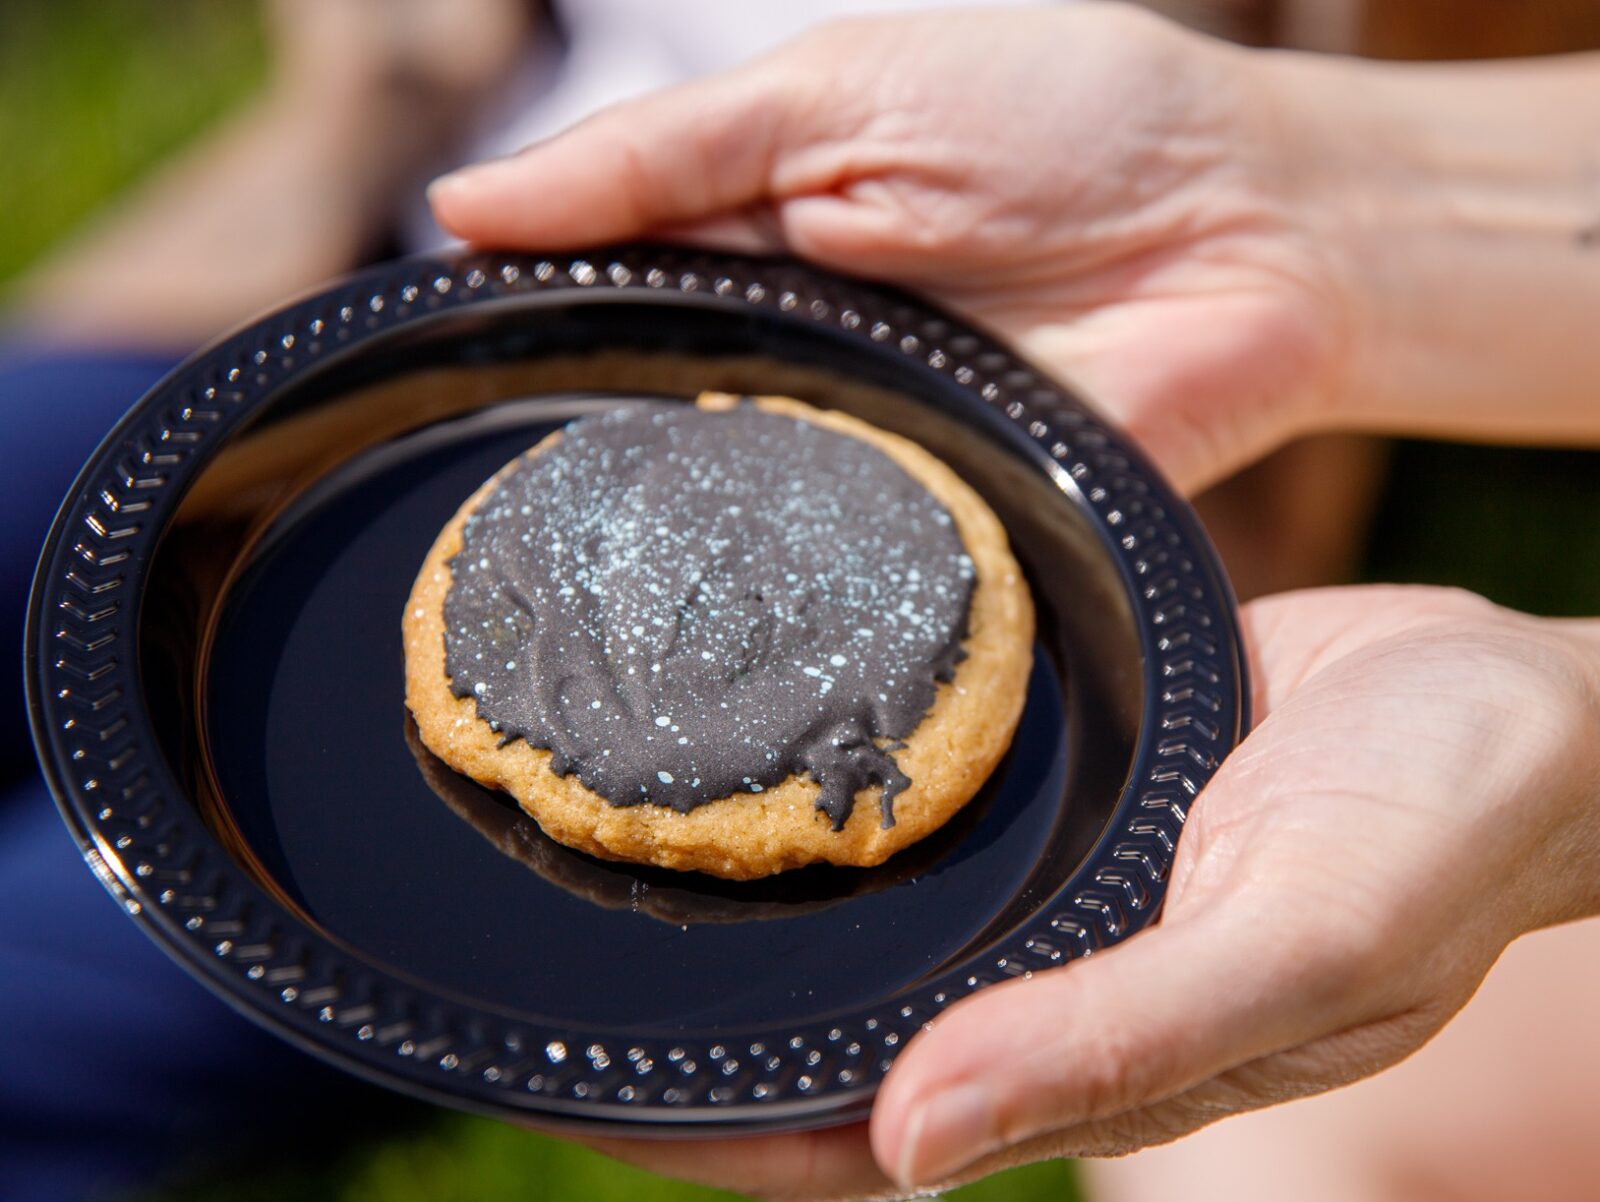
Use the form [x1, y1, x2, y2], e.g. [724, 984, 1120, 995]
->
[571, 585, 1600, 1199]
[429, 4, 1352, 494]
[423, 8, 1600, 1195]
[430, 4, 1600, 495]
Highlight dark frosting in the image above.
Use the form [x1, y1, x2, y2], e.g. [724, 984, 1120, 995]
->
[442, 402, 974, 829]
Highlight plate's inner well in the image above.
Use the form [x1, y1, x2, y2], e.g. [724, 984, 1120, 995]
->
[144, 301, 1142, 1034]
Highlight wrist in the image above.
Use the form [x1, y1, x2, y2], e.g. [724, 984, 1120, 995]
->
[1540, 618, 1600, 927]
[1259, 51, 1600, 442]
[1480, 611, 1600, 937]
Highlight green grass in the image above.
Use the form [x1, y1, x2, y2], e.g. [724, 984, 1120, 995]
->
[0, 0, 266, 287]
[145, 1108, 1083, 1202]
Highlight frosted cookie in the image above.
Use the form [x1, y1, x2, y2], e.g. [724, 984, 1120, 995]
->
[403, 394, 1033, 880]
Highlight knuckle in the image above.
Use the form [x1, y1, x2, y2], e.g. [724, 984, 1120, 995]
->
[1401, 583, 1501, 624]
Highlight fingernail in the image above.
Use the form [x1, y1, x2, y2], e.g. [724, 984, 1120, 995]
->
[426, 172, 469, 207]
[895, 1083, 1000, 1188]
[428, 136, 558, 205]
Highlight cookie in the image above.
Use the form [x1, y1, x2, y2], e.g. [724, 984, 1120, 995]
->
[403, 394, 1034, 880]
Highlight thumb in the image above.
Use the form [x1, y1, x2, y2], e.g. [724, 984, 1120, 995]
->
[427, 56, 808, 249]
[868, 904, 1343, 1189]
[868, 587, 1481, 1190]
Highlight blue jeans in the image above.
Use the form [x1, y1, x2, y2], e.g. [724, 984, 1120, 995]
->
[0, 347, 374, 1201]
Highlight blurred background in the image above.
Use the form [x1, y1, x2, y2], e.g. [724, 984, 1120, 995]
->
[4, 1, 1600, 1200]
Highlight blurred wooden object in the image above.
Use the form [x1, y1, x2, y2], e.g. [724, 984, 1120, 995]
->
[1359, 0, 1600, 58]
[1142, 0, 1280, 44]
[1160, 0, 1600, 56]
[1144, 0, 1362, 50]
[1277, 0, 1361, 52]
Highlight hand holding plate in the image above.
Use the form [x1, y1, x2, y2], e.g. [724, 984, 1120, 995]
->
[428, 5, 1348, 495]
[575, 586, 1600, 1198]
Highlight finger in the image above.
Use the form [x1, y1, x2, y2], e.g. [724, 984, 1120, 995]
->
[871, 1003, 1448, 1196]
[649, 207, 790, 256]
[428, 55, 810, 248]
[950, 1003, 1458, 1200]
[868, 896, 1363, 1189]
[577, 1123, 896, 1202]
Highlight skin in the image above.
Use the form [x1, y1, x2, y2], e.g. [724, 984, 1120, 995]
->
[1081, 912, 1600, 1201]
[13, 0, 533, 348]
[425, 5, 1600, 1197]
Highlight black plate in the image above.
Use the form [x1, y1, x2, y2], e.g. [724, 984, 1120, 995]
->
[27, 246, 1247, 1135]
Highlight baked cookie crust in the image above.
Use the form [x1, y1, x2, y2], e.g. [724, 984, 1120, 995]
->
[403, 394, 1034, 880]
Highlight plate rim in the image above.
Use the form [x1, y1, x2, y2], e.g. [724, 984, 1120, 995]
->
[25, 245, 1249, 1135]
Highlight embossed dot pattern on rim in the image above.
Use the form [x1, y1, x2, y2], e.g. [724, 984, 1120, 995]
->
[26, 246, 1248, 1135]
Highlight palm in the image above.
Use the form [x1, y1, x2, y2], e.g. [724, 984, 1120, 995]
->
[952, 277, 1335, 494]
[1160, 588, 1573, 1073]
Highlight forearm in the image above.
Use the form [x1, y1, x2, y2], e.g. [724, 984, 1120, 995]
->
[1273, 51, 1600, 443]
